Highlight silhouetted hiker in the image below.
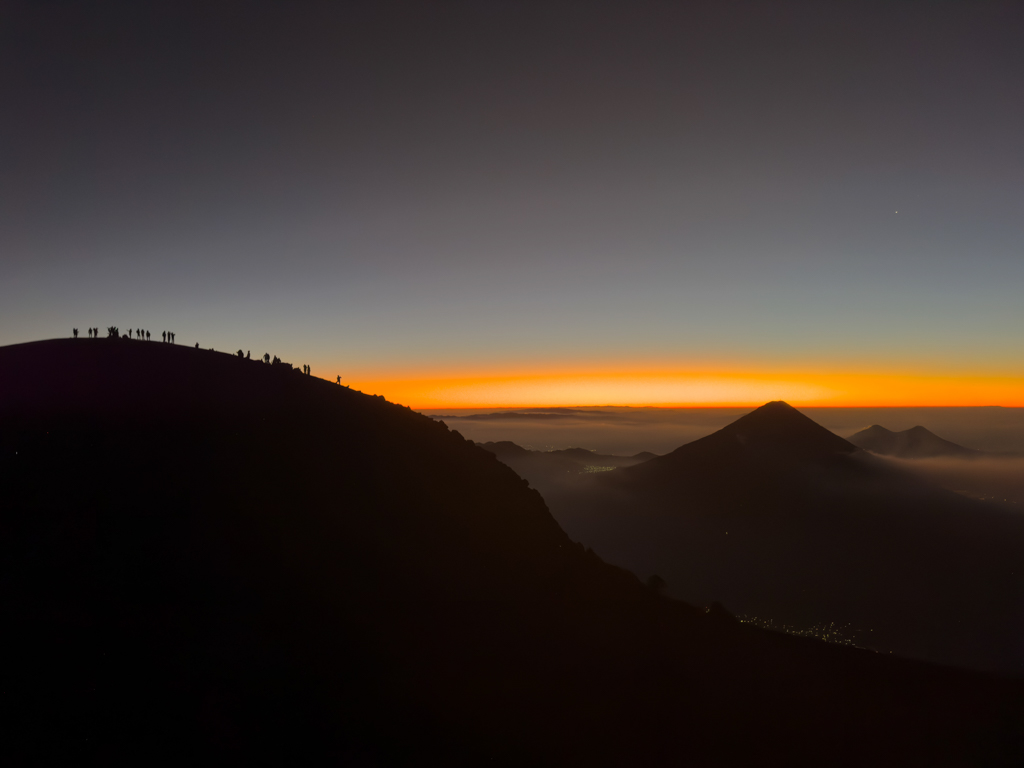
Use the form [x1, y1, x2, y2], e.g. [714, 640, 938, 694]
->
[195, 342, 199, 349]
[246, 350, 250, 360]
[237, 349, 244, 358]
[162, 331, 166, 342]
[73, 328, 78, 338]
[146, 330, 150, 341]
[336, 375, 341, 384]
[263, 353, 270, 363]
[171, 332, 175, 344]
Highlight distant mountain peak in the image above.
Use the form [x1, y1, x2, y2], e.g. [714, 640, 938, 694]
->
[848, 424, 978, 459]
[716, 401, 856, 456]
[626, 403, 856, 481]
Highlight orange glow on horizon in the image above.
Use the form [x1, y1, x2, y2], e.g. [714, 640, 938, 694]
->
[333, 368, 1024, 410]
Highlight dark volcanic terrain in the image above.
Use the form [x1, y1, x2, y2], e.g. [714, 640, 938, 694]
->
[2, 341, 1023, 766]
[542, 402, 1024, 675]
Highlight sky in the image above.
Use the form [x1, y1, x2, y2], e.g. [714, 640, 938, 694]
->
[2, 1, 1023, 407]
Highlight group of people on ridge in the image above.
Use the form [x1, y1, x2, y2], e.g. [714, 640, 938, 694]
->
[74, 327, 175, 342]
[71, 327, 340, 385]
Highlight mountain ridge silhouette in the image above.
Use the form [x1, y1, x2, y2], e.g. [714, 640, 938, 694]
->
[545, 401, 1024, 674]
[848, 423, 979, 458]
[2, 340, 1022, 765]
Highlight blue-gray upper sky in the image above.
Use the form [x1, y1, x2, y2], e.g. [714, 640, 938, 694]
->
[2, 1, 1022, 400]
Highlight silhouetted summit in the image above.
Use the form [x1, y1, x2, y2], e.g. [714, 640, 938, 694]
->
[548, 402, 1024, 675]
[670, 400, 854, 463]
[848, 424, 979, 459]
[2, 342, 1022, 765]
[620, 400, 856, 491]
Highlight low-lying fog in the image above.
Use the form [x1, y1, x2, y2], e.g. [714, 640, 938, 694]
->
[888, 456, 1024, 507]
[422, 406, 1024, 456]
[421, 406, 1024, 507]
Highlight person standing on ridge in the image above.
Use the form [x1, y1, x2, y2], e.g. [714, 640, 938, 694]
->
[73, 328, 78, 338]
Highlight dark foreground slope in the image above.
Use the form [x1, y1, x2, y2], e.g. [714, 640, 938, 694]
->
[2, 343, 1022, 766]
[548, 402, 1024, 675]
[848, 424, 980, 458]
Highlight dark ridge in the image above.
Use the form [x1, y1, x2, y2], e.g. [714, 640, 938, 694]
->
[549, 401, 1024, 676]
[2, 341, 1022, 765]
[848, 424, 980, 459]
[476, 442, 655, 478]
[631, 451, 659, 462]
[476, 439, 533, 459]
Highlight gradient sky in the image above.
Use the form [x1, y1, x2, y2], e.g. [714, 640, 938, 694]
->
[3, 2, 1022, 406]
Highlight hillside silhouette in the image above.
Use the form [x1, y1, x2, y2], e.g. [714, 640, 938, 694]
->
[478, 441, 655, 489]
[2, 343, 1023, 765]
[848, 423, 980, 458]
[545, 401, 1024, 675]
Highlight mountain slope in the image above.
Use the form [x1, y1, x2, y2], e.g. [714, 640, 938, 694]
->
[477, 440, 655, 491]
[547, 401, 1024, 674]
[848, 424, 979, 458]
[2, 342, 1022, 765]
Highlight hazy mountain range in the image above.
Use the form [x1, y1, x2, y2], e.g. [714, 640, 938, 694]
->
[848, 424, 980, 458]
[538, 402, 1024, 674]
